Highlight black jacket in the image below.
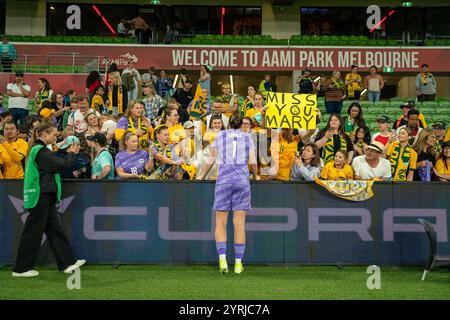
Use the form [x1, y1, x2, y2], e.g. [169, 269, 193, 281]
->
[55, 149, 91, 179]
[35, 140, 76, 193]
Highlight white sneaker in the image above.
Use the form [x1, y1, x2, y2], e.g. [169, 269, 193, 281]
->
[12, 270, 39, 277]
[63, 259, 86, 274]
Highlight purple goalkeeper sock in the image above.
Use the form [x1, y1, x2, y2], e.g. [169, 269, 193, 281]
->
[234, 243, 246, 260]
[216, 242, 227, 256]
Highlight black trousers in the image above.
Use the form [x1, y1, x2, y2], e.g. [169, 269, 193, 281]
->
[1, 57, 13, 72]
[13, 193, 76, 273]
[418, 94, 435, 102]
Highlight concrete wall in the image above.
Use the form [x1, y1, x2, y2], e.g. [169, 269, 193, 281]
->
[398, 76, 450, 99]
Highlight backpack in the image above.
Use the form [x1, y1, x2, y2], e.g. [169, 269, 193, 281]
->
[122, 73, 136, 91]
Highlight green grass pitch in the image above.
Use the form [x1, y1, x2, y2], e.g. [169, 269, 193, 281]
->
[0, 265, 449, 300]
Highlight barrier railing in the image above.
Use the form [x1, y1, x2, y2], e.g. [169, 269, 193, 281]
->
[7, 54, 107, 74]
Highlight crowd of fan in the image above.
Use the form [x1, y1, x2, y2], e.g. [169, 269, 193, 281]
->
[0, 63, 449, 182]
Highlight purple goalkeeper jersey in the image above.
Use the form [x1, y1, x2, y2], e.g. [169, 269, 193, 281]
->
[211, 129, 255, 185]
[115, 149, 149, 176]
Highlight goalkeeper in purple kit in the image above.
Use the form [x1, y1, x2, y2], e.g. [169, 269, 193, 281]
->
[197, 115, 259, 274]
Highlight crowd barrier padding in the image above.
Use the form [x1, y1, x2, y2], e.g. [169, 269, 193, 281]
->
[0, 180, 449, 265]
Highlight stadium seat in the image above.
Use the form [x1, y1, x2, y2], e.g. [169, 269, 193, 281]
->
[435, 97, 449, 103]
[417, 219, 450, 281]
[364, 114, 378, 122]
[435, 108, 450, 116]
[437, 101, 450, 108]
[420, 102, 438, 113]
[384, 106, 399, 115]
[367, 107, 385, 115]
[359, 101, 374, 107]
[390, 97, 406, 103]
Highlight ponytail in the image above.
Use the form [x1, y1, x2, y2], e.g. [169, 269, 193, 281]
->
[25, 122, 56, 164]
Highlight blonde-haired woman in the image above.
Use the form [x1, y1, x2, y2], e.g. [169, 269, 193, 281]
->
[115, 100, 152, 151]
[106, 71, 128, 115]
[115, 131, 153, 179]
[413, 128, 436, 181]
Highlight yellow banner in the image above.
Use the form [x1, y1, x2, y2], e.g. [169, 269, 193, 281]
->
[265, 92, 317, 129]
[314, 177, 375, 202]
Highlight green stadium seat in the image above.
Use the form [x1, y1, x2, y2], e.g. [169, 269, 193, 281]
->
[385, 106, 400, 114]
[373, 102, 390, 109]
[435, 108, 450, 115]
[359, 101, 374, 107]
[420, 106, 436, 115]
[10, 35, 23, 42]
[421, 101, 438, 109]
[435, 97, 449, 103]
[366, 106, 385, 115]
[386, 39, 398, 46]
[365, 114, 379, 121]
[437, 101, 450, 108]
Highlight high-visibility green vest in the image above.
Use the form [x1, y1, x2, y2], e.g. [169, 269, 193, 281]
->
[23, 144, 61, 209]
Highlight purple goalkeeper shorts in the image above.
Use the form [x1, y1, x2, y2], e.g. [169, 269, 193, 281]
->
[213, 183, 251, 212]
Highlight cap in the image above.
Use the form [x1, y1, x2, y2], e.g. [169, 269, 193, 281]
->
[183, 121, 194, 129]
[377, 115, 391, 123]
[101, 120, 117, 134]
[304, 68, 311, 73]
[366, 141, 385, 153]
[56, 136, 80, 150]
[442, 140, 450, 148]
[86, 132, 107, 145]
[432, 122, 446, 130]
[401, 102, 412, 109]
[15, 71, 24, 77]
[142, 82, 155, 89]
[40, 108, 55, 118]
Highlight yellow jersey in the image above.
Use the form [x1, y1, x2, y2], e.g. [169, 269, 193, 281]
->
[445, 128, 450, 142]
[91, 94, 105, 113]
[320, 162, 354, 180]
[0, 138, 28, 179]
[270, 136, 300, 181]
[345, 73, 362, 97]
[436, 158, 450, 175]
[386, 141, 417, 181]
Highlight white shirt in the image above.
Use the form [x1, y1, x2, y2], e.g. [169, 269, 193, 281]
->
[352, 155, 392, 180]
[206, 113, 229, 130]
[68, 109, 101, 134]
[6, 82, 31, 109]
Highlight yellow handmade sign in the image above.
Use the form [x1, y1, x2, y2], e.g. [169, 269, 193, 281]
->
[265, 92, 317, 129]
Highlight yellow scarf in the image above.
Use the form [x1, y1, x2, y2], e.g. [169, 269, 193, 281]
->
[127, 116, 149, 150]
[108, 85, 123, 113]
[240, 95, 254, 116]
[35, 89, 50, 108]
[322, 134, 348, 164]
[420, 72, 429, 85]
[331, 77, 345, 91]
[153, 142, 173, 180]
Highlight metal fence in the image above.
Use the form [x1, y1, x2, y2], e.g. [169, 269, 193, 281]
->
[7, 54, 107, 74]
